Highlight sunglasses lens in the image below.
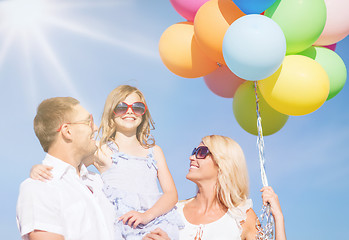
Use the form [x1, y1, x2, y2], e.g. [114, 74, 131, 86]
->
[132, 102, 146, 116]
[196, 146, 209, 159]
[192, 148, 197, 156]
[114, 102, 128, 116]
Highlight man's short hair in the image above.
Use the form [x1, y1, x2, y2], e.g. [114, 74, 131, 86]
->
[34, 97, 80, 152]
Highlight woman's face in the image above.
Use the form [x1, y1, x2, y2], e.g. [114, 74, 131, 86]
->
[113, 92, 144, 132]
[186, 143, 219, 183]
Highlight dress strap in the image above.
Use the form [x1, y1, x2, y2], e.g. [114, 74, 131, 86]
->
[146, 147, 158, 171]
[107, 141, 123, 164]
[148, 147, 154, 157]
[107, 141, 119, 152]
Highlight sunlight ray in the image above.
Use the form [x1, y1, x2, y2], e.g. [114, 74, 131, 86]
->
[0, 29, 16, 69]
[50, 0, 127, 10]
[33, 28, 81, 99]
[45, 16, 158, 59]
[20, 31, 39, 109]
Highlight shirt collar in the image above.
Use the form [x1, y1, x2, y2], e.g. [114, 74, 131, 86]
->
[80, 163, 94, 181]
[42, 154, 89, 180]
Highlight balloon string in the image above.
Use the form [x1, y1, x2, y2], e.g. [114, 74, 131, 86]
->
[254, 81, 268, 187]
[254, 81, 274, 240]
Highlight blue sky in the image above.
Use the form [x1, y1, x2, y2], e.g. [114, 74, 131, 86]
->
[1, 0, 348, 239]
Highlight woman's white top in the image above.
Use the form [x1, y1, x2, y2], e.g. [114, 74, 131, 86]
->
[177, 198, 253, 240]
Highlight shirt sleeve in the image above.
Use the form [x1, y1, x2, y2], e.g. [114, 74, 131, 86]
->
[16, 179, 64, 239]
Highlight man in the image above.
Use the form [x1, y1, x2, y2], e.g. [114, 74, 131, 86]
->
[16, 97, 114, 240]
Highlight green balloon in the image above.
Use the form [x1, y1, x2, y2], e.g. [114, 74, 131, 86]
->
[233, 81, 289, 136]
[265, 0, 326, 54]
[297, 46, 347, 100]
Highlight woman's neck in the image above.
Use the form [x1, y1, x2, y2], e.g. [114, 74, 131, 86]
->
[193, 181, 226, 213]
[183, 181, 228, 225]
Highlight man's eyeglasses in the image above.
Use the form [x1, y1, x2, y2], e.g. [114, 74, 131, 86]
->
[56, 114, 94, 132]
[191, 146, 210, 159]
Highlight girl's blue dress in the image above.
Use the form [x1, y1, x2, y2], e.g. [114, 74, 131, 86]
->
[101, 141, 184, 240]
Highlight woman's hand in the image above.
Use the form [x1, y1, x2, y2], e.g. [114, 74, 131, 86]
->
[30, 164, 53, 182]
[260, 186, 283, 220]
[119, 210, 153, 229]
[142, 228, 170, 240]
[261, 186, 287, 240]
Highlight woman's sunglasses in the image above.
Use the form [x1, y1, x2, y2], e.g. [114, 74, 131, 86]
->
[191, 146, 210, 159]
[113, 102, 147, 117]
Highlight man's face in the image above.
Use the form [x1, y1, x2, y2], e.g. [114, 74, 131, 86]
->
[69, 104, 98, 159]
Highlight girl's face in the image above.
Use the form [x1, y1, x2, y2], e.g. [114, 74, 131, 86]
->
[113, 92, 144, 132]
[186, 143, 219, 184]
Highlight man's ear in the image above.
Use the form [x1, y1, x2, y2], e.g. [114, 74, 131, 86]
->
[60, 124, 73, 141]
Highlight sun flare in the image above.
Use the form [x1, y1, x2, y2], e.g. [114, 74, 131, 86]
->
[1, 0, 49, 32]
[0, 0, 154, 104]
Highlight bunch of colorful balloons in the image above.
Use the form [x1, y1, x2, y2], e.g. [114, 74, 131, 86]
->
[159, 0, 348, 136]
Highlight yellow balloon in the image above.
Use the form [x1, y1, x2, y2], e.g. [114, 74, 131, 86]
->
[258, 55, 330, 116]
[159, 22, 218, 78]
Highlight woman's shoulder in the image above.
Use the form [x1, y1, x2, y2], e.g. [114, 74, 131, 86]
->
[240, 203, 258, 240]
[176, 198, 195, 209]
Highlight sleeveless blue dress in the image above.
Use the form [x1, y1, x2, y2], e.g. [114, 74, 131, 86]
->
[101, 141, 184, 240]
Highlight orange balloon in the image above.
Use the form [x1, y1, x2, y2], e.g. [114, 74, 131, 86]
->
[159, 22, 218, 78]
[194, 0, 245, 64]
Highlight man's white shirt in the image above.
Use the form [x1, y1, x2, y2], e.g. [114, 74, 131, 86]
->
[16, 154, 115, 240]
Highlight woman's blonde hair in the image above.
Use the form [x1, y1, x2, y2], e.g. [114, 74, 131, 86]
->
[202, 135, 249, 209]
[99, 85, 155, 148]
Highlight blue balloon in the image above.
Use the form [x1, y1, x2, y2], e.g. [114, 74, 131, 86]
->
[222, 14, 286, 81]
[233, 0, 277, 14]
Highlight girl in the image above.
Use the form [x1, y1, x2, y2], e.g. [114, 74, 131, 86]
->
[31, 85, 183, 240]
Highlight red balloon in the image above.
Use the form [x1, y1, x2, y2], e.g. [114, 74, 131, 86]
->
[323, 43, 337, 51]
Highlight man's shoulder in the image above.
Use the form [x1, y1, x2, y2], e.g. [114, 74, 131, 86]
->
[18, 178, 62, 210]
[19, 178, 57, 195]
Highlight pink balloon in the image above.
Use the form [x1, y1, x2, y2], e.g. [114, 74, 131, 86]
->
[204, 65, 245, 98]
[323, 43, 337, 51]
[314, 0, 349, 45]
[170, 0, 210, 22]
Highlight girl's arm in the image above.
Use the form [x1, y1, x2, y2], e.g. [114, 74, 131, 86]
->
[146, 145, 178, 217]
[30, 143, 112, 181]
[120, 145, 178, 228]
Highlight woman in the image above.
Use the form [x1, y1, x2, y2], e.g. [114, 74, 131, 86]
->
[143, 135, 286, 240]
